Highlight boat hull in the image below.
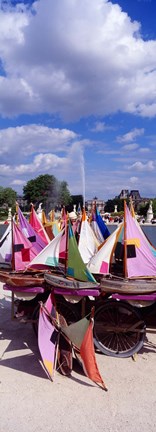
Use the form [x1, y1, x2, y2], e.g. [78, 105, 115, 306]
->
[44, 272, 99, 290]
[0, 270, 45, 287]
[100, 276, 156, 294]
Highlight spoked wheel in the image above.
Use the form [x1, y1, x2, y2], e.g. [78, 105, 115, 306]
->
[94, 299, 146, 358]
[32, 295, 81, 337]
[55, 296, 80, 325]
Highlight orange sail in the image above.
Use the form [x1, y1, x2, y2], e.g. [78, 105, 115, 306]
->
[80, 319, 107, 390]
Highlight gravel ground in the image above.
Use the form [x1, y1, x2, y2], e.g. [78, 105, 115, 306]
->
[1, 282, 156, 432]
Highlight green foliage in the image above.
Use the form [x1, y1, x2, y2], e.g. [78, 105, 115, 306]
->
[137, 202, 149, 217]
[151, 199, 156, 217]
[66, 194, 83, 212]
[58, 181, 72, 207]
[0, 187, 17, 207]
[23, 174, 72, 212]
[0, 207, 8, 220]
[105, 198, 125, 213]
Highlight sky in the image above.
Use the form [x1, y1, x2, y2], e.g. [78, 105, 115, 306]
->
[0, 0, 156, 202]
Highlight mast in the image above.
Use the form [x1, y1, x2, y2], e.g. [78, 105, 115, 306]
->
[123, 200, 128, 278]
[64, 214, 69, 276]
[77, 206, 85, 245]
[11, 216, 15, 271]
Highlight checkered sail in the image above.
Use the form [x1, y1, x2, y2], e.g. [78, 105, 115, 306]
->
[13, 220, 37, 270]
[17, 206, 46, 253]
[29, 205, 50, 245]
[88, 203, 156, 279]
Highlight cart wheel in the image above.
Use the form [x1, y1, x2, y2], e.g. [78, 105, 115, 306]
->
[32, 296, 80, 337]
[94, 299, 146, 358]
[55, 297, 80, 325]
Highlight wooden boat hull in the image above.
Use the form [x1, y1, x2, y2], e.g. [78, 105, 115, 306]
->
[44, 272, 99, 291]
[100, 276, 156, 294]
[0, 270, 45, 287]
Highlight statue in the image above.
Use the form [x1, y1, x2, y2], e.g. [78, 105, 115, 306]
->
[69, 204, 77, 222]
[7, 208, 12, 222]
[37, 203, 43, 220]
[146, 200, 153, 223]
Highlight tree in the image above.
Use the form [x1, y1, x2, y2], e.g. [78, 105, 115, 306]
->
[0, 187, 17, 207]
[23, 174, 72, 212]
[152, 199, 156, 217]
[58, 181, 72, 207]
[137, 202, 149, 217]
[105, 198, 124, 213]
[66, 194, 83, 212]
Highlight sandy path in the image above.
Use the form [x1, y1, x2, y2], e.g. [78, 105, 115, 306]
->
[0, 282, 156, 432]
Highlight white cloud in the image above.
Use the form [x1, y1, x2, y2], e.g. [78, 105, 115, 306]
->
[0, 124, 78, 163]
[117, 128, 145, 143]
[128, 160, 155, 171]
[0, 1, 156, 119]
[91, 121, 115, 132]
[0, 140, 88, 196]
[12, 179, 26, 186]
[130, 176, 138, 184]
[139, 147, 150, 153]
[122, 143, 139, 151]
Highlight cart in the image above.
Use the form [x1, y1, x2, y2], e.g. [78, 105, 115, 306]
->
[5, 282, 153, 359]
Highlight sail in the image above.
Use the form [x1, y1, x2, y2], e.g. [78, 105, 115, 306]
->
[38, 295, 58, 380]
[90, 205, 110, 244]
[0, 223, 12, 268]
[60, 206, 67, 230]
[28, 229, 64, 269]
[67, 222, 97, 283]
[29, 205, 50, 245]
[17, 206, 46, 253]
[80, 318, 107, 390]
[95, 208, 110, 239]
[41, 210, 54, 241]
[87, 224, 122, 275]
[125, 205, 156, 278]
[61, 313, 106, 389]
[78, 209, 100, 264]
[52, 221, 60, 237]
[13, 221, 38, 271]
[132, 211, 156, 258]
[61, 316, 90, 349]
[90, 211, 105, 243]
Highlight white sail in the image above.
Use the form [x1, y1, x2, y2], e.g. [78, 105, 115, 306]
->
[78, 218, 100, 264]
[90, 220, 104, 243]
[0, 223, 12, 268]
[28, 229, 64, 269]
[87, 224, 122, 274]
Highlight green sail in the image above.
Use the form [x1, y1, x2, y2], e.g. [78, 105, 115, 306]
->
[66, 222, 97, 283]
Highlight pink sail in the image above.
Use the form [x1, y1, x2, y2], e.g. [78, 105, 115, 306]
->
[17, 206, 46, 253]
[13, 221, 37, 271]
[38, 295, 58, 380]
[126, 205, 156, 278]
[29, 206, 49, 245]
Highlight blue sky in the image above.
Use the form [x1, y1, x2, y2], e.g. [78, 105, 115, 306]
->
[0, 0, 156, 201]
